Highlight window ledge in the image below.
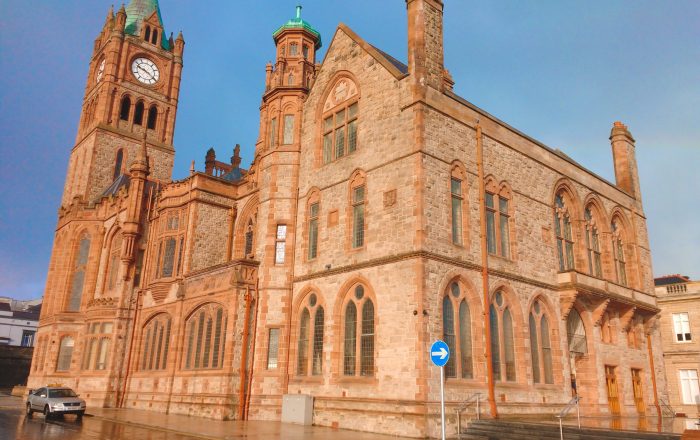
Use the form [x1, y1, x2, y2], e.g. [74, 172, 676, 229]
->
[336, 375, 377, 385]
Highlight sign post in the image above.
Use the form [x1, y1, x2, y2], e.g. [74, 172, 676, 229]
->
[430, 340, 450, 440]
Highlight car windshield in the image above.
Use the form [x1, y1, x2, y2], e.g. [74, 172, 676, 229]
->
[48, 389, 78, 398]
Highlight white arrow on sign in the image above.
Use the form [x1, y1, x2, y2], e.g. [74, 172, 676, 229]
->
[431, 347, 448, 360]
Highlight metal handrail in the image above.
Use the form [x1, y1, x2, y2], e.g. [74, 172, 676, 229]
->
[456, 393, 481, 439]
[554, 396, 581, 440]
[659, 397, 675, 418]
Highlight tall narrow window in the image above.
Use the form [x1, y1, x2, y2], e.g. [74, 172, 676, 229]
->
[147, 105, 158, 130]
[612, 219, 627, 286]
[288, 73, 295, 86]
[442, 296, 456, 377]
[322, 97, 358, 164]
[297, 309, 310, 375]
[244, 220, 254, 257]
[144, 26, 151, 42]
[352, 185, 365, 248]
[584, 207, 602, 277]
[491, 291, 516, 382]
[56, 337, 74, 372]
[296, 293, 324, 376]
[141, 315, 170, 371]
[308, 202, 319, 260]
[151, 29, 158, 45]
[503, 308, 516, 381]
[289, 43, 298, 55]
[113, 150, 123, 180]
[160, 237, 176, 277]
[529, 313, 540, 384]
[96, 338, 110, 370]
[119, 96, 131, 121]
[529, 300, 554, 385]
[554, 193, 575, 271]
[267, 328, 280, 369]
[499, 196, 510, 257]
[343, 285, 374, 377]
[275, 225, 287, 264]
[183, 304, 226, 370]
[133, 101, 145, 125]
[673, 313, 692, 342]
[283, 114, 295, 144]
[106, 233, 122, 292]
[541, 315, 553, 384]
[679, 369, 700, 405]
[451, 178, 463, 245]
[302, 45, 309, 60]
[486, 193, 497, 254]
[268, 117, 278, 149]
[489, 304, 501, 380]
[459, 299, 473, 378]
[67, 234, 91, 311]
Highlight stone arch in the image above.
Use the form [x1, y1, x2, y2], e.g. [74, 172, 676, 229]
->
[233, 196, 259, 259]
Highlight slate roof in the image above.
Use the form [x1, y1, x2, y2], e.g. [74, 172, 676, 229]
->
[100, 174, 130, 199]
[654, 275, 690, 286]
[370, 45, 408, 75]
[273, 6, 322, 49]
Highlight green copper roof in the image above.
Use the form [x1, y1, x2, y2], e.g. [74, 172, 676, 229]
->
[272, 5, 322, 49]
[124, 0, 170, 50]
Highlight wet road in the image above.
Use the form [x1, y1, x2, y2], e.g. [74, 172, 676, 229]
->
[0, 407, 200, 440]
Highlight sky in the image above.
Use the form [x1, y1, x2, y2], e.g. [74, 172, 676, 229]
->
[0, 1, 698, 300]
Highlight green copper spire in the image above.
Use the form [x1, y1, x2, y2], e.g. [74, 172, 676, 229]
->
[272, 5, 322, 49]
[124, 0, 170, 50]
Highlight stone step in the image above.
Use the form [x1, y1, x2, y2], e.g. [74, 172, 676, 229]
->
[463, 420, 681, 440]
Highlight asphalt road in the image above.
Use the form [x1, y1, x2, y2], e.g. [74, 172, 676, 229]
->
[0, 407, 200, 440]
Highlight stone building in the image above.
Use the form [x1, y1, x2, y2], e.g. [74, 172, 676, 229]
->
[655, 275, 700, 419]
[28, 0, 669, 437]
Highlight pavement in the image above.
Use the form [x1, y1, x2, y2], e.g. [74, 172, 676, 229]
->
[0, 392, 414, 440]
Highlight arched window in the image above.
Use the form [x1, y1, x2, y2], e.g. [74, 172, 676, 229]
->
[442, 282, 473, 378]
[56, 336, 74, 371]
[566, 309, 587, 355]
[296, 293, 324, 376]
[67, 234, 91, 312]
[554, 192, 575, 271]
[485, 181, 512, 258]
[154, 211, 186, 279]
[184, 304, 226, 370]
[106, 232, 122, 292]
[133, 101, 145, 125]
[288, 73, 295, 86]
[322, 78, 359, 164]
[147, 105, 158, 130]
[119, 96, 131, 121]
[343, 284, 374, 377]
[289, 42, 298, 56]
[141, 315, 172, 371]
[113, 149, 124, 180]
[528, 299, 554, 384]
[584, 207, 602, 277]
[450, 167, 467, 246]
[490, 290, 516, 382]
[306, 193, 320, 260]
[611, 218, 627, 286]
[151, 29, 158, 45]
[144, 26, 151, 42]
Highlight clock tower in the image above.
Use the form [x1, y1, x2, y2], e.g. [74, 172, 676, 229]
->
[63, 0, 184, 206]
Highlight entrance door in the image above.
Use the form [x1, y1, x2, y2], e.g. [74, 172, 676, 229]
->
[631, 368, 645, 414]
[605, 365, 621, 415]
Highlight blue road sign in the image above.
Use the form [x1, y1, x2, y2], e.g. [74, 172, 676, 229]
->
[430, 340, 450, 367]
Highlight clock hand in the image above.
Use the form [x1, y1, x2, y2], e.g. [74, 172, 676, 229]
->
[137, 66, 153, 79]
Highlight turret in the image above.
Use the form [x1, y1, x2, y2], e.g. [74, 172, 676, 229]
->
[174, 31, 185, 56]
[205, 148, 216, 175]
[116, 4, 127, 29]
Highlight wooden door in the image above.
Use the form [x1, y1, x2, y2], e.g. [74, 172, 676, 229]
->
[605, 365, 621, 415]
[631, 368, 645, 414]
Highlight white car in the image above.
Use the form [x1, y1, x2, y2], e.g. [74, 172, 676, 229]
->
[26, 386, 86, 419]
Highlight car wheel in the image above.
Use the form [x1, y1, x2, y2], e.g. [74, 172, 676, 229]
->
[26, 403, 33, 417]
[77, 410, 84, 419]
[43, 405, 51, 419]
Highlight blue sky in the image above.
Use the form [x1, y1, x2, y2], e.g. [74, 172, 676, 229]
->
[0, 1, 698, 300]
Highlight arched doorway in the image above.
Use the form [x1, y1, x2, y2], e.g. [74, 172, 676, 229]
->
[566, 310, 588, 397]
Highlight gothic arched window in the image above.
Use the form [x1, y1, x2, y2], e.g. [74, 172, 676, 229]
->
[151, 29, 158, 45]
[106, 232, 122, 292]
[66, 234, 91, 312]
[584, 207, 602, 277]
[442, 282, 473, 379]
[490, 290, 516, 382]
[296, 293, 324, 376]
[244, 219, 254, 258]
[147, 105, 158, 130]
[322, 77, 359, 164]
[141, 314, 172, 371]
[612, 218, 627, 286]
[529, 299, 554, 384]
[184, 304, 226, 370]
[486, 180, 512, 258]
[554, 193, 575, 271]
[343, 284, 374, 377]
[133, 101, 145, 125]
[144, 26, 151, 42]
[119, 96, 131, 121]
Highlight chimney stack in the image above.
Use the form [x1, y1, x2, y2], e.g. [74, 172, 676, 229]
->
[406, 0, 445, 90]
[610, 121, 641, 199]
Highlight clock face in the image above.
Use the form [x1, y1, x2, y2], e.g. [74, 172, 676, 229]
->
[96, 59, 105, 82]
[131, 57, 160, 85]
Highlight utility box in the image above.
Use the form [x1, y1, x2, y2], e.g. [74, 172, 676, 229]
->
[281, 394, 313, 425]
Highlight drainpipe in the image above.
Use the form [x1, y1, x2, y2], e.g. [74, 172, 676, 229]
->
[476, 123, 498, 418]
[118, 288, 142, 408]
[646, 331, 661, 418]
[237, 285, 253, 420]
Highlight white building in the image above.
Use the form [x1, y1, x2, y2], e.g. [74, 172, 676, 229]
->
[0, 298, 41, 347]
